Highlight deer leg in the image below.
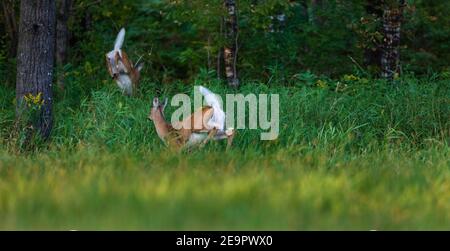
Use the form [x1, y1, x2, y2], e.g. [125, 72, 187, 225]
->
[226, 131, 236, 151]
[199, 128, 218, 148]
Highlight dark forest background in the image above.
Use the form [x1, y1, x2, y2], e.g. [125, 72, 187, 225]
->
[1, 0, 449, 88]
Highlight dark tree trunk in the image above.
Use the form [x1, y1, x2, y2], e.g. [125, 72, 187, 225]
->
[16, 0, 56, 140]
[56, 0, 73, 90]
[223, 0, 239, 88]
[1, 0, 18, 57]
[363, 0, 383, 68]
[381, 0, 406, 81]
[366, 0, 384, 17]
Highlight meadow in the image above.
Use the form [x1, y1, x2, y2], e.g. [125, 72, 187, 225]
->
[0, 74, 449, 230]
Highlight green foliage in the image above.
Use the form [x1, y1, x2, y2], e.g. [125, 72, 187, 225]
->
[402, 0, 450, 74]
[1, 0, 449, 84]
[1, 70, 448, 151]
[1, 63, 449, 229]
[47, 0, 449, 85]
[1, 70, 450, 230]
[0, 34, 15, 87]
[0, 43, 7, 82]
[0, 0, 449, 230]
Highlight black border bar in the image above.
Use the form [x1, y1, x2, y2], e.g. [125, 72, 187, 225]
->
[0, 231, 447, 249]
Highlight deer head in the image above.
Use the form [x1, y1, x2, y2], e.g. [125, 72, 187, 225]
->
[148, 97, 168, 122]
[148, 97, 175, 144]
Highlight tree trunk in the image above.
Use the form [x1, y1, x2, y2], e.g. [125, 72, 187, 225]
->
[365, 0, 383, 17]
[363, 0, 383, 68]
[56, 0, 73, 90]
[223, 0, 239, 88]
[1, 0, 18, 57]
[381, 0, 406, 81]
[16, 0, 56, 140]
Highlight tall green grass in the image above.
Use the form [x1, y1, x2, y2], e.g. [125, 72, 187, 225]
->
[0, 73, 449, 229]
[3, 73, 448, 152]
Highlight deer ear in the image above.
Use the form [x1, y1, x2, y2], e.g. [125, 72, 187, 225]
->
[153, 97, 159, 107]
[162, 97, 168, 111]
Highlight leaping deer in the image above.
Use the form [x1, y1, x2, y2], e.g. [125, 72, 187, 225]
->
[148, 86, 235, 150]
[105, 28, 144, 96]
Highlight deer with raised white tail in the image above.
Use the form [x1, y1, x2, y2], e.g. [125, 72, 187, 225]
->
[148, 86, 235, 150]
[105, 28, 144, 96]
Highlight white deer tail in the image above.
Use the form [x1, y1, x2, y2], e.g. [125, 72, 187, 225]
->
[198, 86, 225, 131]
[114, 28, 126, 51]
[199, 86, 221, 108]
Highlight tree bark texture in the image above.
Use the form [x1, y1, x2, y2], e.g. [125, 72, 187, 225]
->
[223, 0, 239, 88]
[381, 0, 406, 81]
[16, 0, 56, 139]
[1, 0, 18, 57]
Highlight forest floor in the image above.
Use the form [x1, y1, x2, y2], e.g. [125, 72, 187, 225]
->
[0, 76, 449, 230]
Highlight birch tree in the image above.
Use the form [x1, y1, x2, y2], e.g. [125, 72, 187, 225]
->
[381, 0, 406, 81]
[223, 0, 239, 88]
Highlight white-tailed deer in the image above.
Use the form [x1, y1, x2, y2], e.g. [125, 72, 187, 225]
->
[148, 86, 235, 150]
[106, 28, 144, 96]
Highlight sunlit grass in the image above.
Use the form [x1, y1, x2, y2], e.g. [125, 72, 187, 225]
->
[0, 147, 449, 230]
[0, 75, 449, 230]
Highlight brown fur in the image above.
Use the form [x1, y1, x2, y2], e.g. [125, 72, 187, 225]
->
[148, 99, 234, 150]
[105, 50, 142, 95]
